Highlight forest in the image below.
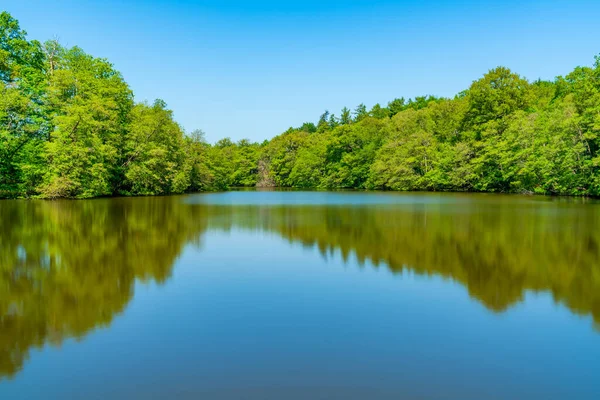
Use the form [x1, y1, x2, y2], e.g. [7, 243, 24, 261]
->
[2, 11, 600, 199]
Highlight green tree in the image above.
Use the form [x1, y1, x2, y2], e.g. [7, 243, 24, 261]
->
[0, 12, 48, 197]
[387, 97, 405, 117]
[185, 129, 216, 191]
[39, 46, 133, 198]
[353, 103, 368, 122]
[369, 103, 390, 119]
[465, 67, 531, 129]
[340, 106, 352, 125]
[317, 110, 330, 132]
[121, 100, 188, 195]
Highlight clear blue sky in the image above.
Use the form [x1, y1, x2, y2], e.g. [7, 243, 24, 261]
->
[3, 0, 599, 143]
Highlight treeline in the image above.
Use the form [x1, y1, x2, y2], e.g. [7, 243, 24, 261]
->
[2, 11, 600, 198]
[259, 63, 600, 195]
[0, 12, 221, 198]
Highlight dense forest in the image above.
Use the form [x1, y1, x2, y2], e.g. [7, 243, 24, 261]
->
[2, 11, 600, 199]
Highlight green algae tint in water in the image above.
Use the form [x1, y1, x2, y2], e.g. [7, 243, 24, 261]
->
[0, 191, 599, 399]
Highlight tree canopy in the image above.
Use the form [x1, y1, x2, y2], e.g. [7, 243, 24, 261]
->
[2, 11, 600, 198]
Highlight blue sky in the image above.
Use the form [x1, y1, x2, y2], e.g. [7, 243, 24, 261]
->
[3, 0, 600, 143]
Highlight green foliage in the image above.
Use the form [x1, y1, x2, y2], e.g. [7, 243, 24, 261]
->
[340, 106, 352, 124]
[387, 97, 405, 117]
[185, 129, 217, 191]
[0, 12, 47, 197]
[256, 57, 600, 196]
[259, 130, 309, 187]
[120, 101, 189, 195]
[2, 11, 600, 198]
[40, 46, 133, 198]
[465, 67, 531, 128]
[201, 137, 261, 189]
[353, 103, 368, 122]
[369, 103, 389, 119]
[0, 13, 215, 198]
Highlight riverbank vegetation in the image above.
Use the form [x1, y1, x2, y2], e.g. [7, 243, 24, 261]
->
[2, 11, 600, 198]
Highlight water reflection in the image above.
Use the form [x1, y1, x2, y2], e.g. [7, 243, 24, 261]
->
[0, 197, 207, 378]
[1, 193, 599, 379]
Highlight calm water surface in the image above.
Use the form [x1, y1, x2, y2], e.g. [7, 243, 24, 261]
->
[1, 191, 599, 399]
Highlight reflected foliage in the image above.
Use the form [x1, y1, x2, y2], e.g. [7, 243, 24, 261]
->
[1, 194, 599, 378]
[0, 197, 206, 378]
[207, 199, 600, 322]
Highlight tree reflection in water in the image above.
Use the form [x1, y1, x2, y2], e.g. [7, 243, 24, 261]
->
[1, 194, 599, 378]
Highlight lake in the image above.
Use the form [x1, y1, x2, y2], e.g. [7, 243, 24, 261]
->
[1, 191, 599, 399]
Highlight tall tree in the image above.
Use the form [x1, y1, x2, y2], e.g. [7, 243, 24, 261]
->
[0, 12, 47, 197]
[353, 103, 367, 122]
[121, 100, 188, 195]
[340, 106, 352, 125]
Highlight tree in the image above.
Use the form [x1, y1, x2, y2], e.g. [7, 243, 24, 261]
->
[340, 107, 352, 125]
[185, 129, 215, 191]
[387, 98, 405, 117]
[300, 122, 317, 133]
[369, 103, 390, 119]
[3, 11, 600, 198]
[317, 110, 330, 131]
[465, 67, 531, 128]
[39, 46, 133, 198]
[0, 12, 47, 197]
[328, 113, 339, 129]
[353, 103, 368, 122]
[121, 100, 188, 195]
